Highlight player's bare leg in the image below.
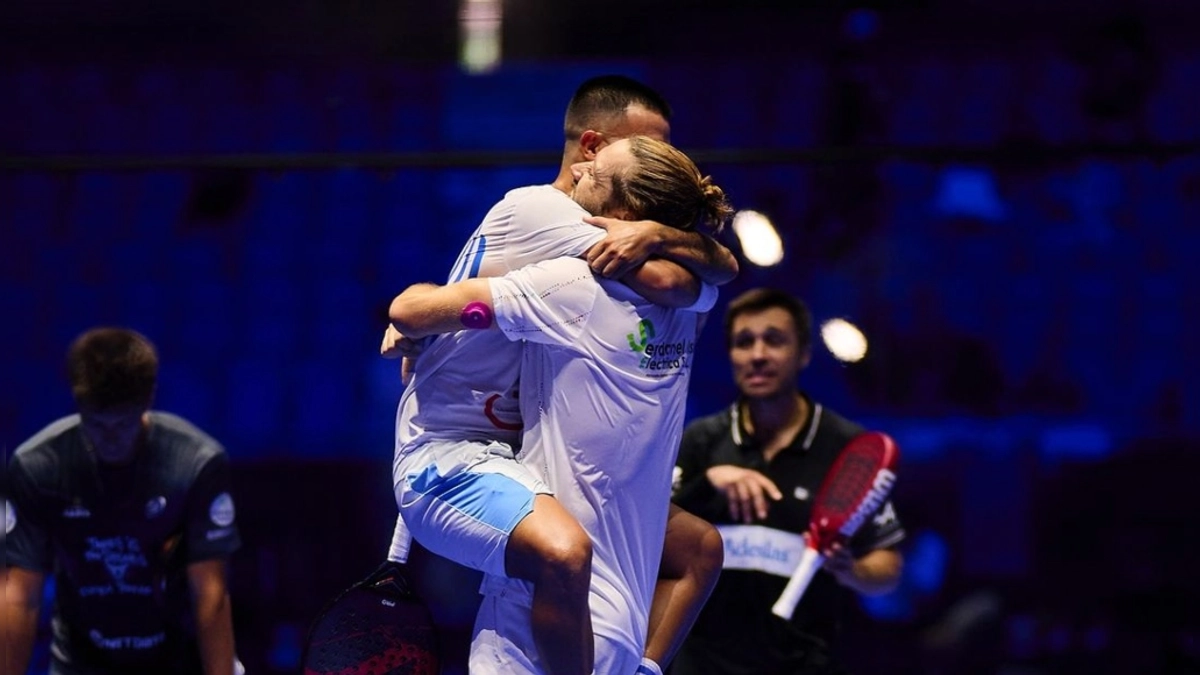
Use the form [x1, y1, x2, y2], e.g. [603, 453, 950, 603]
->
[505, 494, 594, 675]
[644, 504, 724, 669]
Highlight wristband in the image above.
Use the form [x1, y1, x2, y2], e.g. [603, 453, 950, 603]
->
[460, 301, 494, 329]
[636, 658, 663, 675]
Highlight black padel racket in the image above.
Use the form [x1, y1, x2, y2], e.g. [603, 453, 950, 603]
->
[303, 561, 441, 675]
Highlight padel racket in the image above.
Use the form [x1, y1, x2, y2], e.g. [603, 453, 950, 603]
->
[303, 561, 440, 675]
[771, 431, 899, 620]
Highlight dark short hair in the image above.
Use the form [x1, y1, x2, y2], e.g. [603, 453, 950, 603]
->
[723, 288, 813, 351]
[67, 327, 159, 409]
[564, 75, 672, 141]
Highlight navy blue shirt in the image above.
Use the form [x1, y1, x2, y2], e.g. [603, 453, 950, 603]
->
[7, 412, 241, 674]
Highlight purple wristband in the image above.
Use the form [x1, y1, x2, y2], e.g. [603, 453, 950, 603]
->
[460, 301, 494, 329]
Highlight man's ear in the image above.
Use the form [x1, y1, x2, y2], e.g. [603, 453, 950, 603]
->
[607, 206, 636, 221]
[579, 130, 606, 160]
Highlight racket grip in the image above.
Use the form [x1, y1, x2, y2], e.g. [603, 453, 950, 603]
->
[771, 546, 824, 620]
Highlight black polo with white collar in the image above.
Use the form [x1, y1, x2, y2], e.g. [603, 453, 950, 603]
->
[671, 395, 905, 675]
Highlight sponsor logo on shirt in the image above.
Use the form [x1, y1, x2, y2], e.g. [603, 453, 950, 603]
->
[82, 536, 152, 595]
[484, 393, 522, 432]
[145, 496, 167, 519]
[89, 629, 165, 651]
[5, 500, 15, 534]
[209, 492, 236, 527]
[63, 503, 92, 519]
[716, 524, 808, 578]
[793, 486, 810, 501]
[626, 319, 656, 351]
[206, 527, 235, 541]
[629, 318, 696, 374]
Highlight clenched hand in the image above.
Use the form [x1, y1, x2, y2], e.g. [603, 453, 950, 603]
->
[380, 324, 424, 385]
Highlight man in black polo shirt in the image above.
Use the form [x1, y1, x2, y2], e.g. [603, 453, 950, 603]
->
[4, 327, 241, 675]
[671, 288, 905, 675]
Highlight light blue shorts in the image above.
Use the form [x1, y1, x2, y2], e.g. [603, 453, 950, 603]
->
[394, 439, 550, 578]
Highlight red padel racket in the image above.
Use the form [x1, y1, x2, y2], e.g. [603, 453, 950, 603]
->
[771, 431, 899, 619]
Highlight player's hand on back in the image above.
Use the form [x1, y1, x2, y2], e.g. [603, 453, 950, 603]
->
[380, 324, 421, 358]
[381, 324, 426, 385]
[705, 465, 783, 523]
[583, 215, 664, 278]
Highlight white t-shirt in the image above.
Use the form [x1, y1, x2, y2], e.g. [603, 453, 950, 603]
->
[394, 185, 604, 452]
[484, 256, 716, 656]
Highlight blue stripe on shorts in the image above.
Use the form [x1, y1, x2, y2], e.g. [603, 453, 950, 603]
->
[408, 463, 534, 534]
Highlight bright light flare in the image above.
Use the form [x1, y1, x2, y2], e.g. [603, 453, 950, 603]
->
[459, 0, 502, 74]
[821, 318, 868, 363]
[731, 210, 783, 267]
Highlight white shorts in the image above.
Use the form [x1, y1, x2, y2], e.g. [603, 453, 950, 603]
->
[469, 593, 641, 674]
[394, 439, 550, 578]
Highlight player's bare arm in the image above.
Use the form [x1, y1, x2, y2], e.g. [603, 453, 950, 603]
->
[583, 215, 739, 284]
[389, 279, 495, 340]
[188, 559, 237, 675]
[623, 259, 704, 309]
[3, 567, 46, 675]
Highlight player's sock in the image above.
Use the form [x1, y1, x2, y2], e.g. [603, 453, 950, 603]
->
[635, 657, 663, 675]
[387, 513, 413, 563]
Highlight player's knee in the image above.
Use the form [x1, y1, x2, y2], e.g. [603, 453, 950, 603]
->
[528, 526, 591, 593]
[697, 523, 725, 580]
[544, 529, 593, 580]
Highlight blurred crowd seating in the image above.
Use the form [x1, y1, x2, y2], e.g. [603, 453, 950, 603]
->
[5, 30, 1200, 673]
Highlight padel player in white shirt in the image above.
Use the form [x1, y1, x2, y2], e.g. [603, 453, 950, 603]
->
[390, 134, 735, 674]
[393, 255, 714, 674]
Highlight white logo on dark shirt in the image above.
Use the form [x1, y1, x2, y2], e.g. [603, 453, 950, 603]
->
[83, 536, 150, 592]
[145, 496, 167, 519]
[5, 500, 15, 534]
[793, 487, 810, 501]
[209, 493, 235, 527]
[89, 629, 165, 651]
[716, 525, 807, 577]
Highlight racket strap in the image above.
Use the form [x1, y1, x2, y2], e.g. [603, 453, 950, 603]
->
[360, 560, 416, 598]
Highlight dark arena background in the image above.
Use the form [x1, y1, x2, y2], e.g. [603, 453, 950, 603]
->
[3, 1, 1199, 673]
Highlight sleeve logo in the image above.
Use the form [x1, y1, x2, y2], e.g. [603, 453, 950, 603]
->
[145, 496, 167, 519]
[5, 500, 15, 534]
[209, 493, 236, 527]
